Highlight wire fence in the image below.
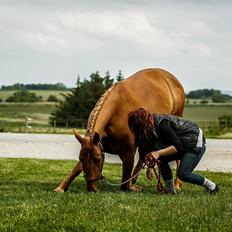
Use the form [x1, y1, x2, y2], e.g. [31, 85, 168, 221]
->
[0, 117, 231, 134]
[51, 119, 232, 130]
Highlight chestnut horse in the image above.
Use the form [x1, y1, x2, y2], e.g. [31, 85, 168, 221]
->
[54, 68, 185, 192]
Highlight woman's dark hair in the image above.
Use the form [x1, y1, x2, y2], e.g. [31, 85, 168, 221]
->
[128, 108, 156, 147]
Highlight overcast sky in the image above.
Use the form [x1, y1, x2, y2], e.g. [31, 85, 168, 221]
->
[0, 0, 231, 91]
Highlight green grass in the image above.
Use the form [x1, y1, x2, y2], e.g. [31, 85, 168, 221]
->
[0, 158, 231, 232]
[0, 102, 87, 133]
[0, 103, 56, 132]
[183, 105, 232, 121]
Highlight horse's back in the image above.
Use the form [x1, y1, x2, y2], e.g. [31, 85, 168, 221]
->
[118, 68, 185, 116]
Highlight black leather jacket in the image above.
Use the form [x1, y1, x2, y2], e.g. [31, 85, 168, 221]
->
[154, 114, 200, 152]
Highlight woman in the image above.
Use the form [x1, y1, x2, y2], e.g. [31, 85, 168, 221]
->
[128, 108, 219, 194]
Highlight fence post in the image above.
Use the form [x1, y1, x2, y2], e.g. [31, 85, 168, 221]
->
[53, 119, 56, 128]
[25, 117, 32, 133]
[66, 120, 68, 128]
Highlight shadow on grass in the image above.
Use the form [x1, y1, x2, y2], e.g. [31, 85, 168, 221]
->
[0, 177, 153, 195]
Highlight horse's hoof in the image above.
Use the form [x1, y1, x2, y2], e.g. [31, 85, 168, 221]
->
[174, 183, 182, 191]
[129, 185, 141, 192]
[54, 186, 65, 193]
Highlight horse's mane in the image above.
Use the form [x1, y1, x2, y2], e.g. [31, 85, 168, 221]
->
[87, 83, 117, 134]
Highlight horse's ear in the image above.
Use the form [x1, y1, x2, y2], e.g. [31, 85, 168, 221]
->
[73, 129, 84, 144]
[92, 132, 100, 145]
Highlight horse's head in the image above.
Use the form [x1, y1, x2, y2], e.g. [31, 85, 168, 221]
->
[73, 129, 104, 192]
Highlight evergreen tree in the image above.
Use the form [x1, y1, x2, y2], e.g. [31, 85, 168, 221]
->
[116, 70, 124, 81]
[50, 71, 115, 127]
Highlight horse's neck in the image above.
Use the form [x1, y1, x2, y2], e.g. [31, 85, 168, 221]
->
[86, 84, 117, 137]
[91, 107, 111, 137]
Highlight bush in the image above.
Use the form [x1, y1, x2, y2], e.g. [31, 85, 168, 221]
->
[5, 89, 42, 102]
[200, 99, 208, 104]
[211, 94, 229, 103]
[47, 95, 59, 102]
[0, 98, 3, 102]
[218, 115, 232, 129]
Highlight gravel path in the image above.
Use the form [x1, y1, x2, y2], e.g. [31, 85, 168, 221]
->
[0, 133, 231, 173]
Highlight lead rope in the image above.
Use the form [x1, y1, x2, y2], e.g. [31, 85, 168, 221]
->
[101, 163, 146, 186]
[102, 160, 163, 192]
[152, 163, 164, 192]
[99, 143, 163, 191]
[145, 152, 164, 192]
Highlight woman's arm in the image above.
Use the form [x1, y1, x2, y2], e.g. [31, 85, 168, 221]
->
[150, 145, 177, 160]
[157, 119, 184, 153]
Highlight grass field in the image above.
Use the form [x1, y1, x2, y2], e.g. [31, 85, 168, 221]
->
[0, 158, 231, 232]
[0, 102, 231, 135]
[183, 105, 232, 121]
[0, 103, 56, 133]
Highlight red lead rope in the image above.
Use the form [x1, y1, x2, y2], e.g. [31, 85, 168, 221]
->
[145, 152, 164, 192]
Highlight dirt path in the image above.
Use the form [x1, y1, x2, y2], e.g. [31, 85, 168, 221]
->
[0, 133, 231, 172]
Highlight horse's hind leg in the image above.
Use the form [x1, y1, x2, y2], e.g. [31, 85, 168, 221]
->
[174, 160, 182, 191]
[54, 160, 83, 192]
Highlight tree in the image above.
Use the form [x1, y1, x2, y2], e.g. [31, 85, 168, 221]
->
[212, 94, 230, 103]
[50, 71, 115, 127]
[200, 99, 208, 104]
[47, 95, 59, 102]
[5, 89, 42, 102]
[1, 82, 69, 90]
[186, 88, 231, 103]
[116, 70, 124, 81]
[186, 89, 221, 99]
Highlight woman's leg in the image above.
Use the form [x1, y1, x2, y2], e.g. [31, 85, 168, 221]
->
[159, 160, 176, 193]
[177, 145, 206, 186]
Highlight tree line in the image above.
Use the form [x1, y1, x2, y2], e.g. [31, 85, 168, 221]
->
[3, 89, 59, 103]
[0, 82, 68, 91]
[186, 89, 231, 103]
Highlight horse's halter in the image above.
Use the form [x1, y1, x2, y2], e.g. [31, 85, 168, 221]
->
[83, 142, 105, 183]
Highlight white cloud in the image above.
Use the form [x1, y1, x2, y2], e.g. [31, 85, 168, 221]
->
[0, 0, 231, 90]
[0, 5, 213, 58]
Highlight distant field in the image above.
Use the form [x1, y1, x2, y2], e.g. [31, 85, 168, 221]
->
[184, 105, 232, 121]
[0, 103, 56, 132]
[0, 102, 231, 134]
[0, 90, 70, 101]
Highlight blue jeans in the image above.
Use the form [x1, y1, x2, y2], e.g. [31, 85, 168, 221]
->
[159, 141, 206, 186]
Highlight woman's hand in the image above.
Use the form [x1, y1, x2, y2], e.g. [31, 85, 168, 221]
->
[150, 151, 160, 160]
[145, 151, 160, 168]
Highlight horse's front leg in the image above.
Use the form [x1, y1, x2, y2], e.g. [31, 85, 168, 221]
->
[131, 158, 143, 185]
[54, 160, 83, 192]
[119, 151, 140, 192]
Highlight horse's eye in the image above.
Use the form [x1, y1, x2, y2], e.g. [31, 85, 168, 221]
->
[95, 157, 101, 163]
